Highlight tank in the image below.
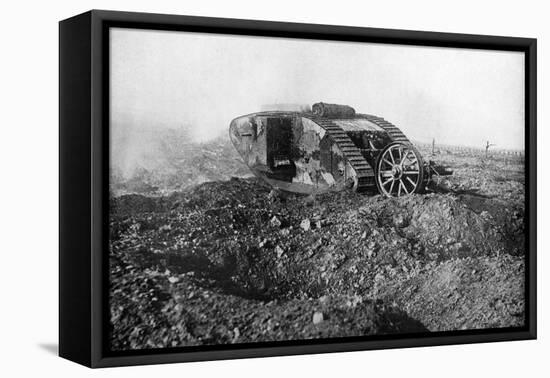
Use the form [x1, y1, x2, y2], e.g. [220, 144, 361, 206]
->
[229, 102, 436, 197]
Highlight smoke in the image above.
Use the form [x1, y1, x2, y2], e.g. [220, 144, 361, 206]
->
[110, 28, 525, 161]
[110, 121, 200, 180]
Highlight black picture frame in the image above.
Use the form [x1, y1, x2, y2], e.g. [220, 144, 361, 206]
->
[59, 9, 537, 368]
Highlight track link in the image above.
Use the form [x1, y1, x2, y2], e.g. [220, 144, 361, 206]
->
[308, 117, 375, 191]
[359, 114, 412, 144]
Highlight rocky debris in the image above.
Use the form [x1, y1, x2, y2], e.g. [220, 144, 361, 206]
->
[267, 189, 280, 202]
[346, 295, 363, 308]
[374, 256, 525, 331]
[259, 239, 269, 248]
[168, 276, 179, 284]
[392, 214, 408, 228]
[304, 194, 316, 206]
[268, 188, 292, 203]
[280, 228, 290, 236]
[110, 261, 427, 350]
[109, 148, 525, 349]
[312, 311, 324, 324]
[159, 224, 172, 232]
[232, 327, 240, 343]
[270, 216, 282, 228]
[300, 219, 311, 231]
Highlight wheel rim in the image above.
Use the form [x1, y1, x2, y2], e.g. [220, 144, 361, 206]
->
[377, 143, 422, 197]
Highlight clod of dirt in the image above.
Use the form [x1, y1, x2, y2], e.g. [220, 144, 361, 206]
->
[270, 216, 282, 228]
[300, 219, 311, 231]
[312, 312, 324, 324]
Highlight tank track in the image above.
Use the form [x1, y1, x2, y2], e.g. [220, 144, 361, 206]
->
[359, 114, 412, 144]
[359, 113, 430, 190]
[308, 117, 375, 191]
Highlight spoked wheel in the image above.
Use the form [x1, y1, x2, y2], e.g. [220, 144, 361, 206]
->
[375, 143, 425, 197]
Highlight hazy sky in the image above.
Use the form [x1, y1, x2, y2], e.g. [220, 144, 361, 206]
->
[110, 28, 525, 150]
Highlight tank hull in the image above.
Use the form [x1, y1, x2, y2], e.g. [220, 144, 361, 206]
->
[229, 110, 392, 194]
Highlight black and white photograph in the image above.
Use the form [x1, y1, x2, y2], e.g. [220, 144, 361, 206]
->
[2, 0, 547, 375]
[108, 27, 528, 351]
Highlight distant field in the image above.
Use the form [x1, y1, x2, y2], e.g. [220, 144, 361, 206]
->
[414, 141, 525, 157]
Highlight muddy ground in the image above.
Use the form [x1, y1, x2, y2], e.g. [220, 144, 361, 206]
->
[109, 146, 525, 351]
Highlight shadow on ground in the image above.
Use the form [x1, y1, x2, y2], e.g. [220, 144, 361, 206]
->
[38, 343, 58, 356]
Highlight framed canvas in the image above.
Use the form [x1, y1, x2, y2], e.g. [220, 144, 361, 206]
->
[59, 10, 537, 368]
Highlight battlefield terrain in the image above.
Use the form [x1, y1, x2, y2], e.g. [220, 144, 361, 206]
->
[109, 130, 525, 350]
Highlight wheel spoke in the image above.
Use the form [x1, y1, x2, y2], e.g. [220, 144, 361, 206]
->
[398, 181, 402, 196]
[389, 180, 395, 194]
[403, 170, 419, 175]
[380, 170, 393, 178]
[406, 176, 417, 187]
[383, 158, 393, 167]
[389, 149, 395, 164]
[400, 149, 407, 165]
[401, 179, 410, 194]
[382, 177, 393, 186]
[400, 156, 408, 167]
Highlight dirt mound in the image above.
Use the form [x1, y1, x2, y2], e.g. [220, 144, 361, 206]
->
[374, 256, 525, 331]
[110, 173, 525, 349]
[111, 255, 426, 350]
[357, 193, 525, 260]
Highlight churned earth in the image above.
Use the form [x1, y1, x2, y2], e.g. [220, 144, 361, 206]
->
[109, 145, 525, 351]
